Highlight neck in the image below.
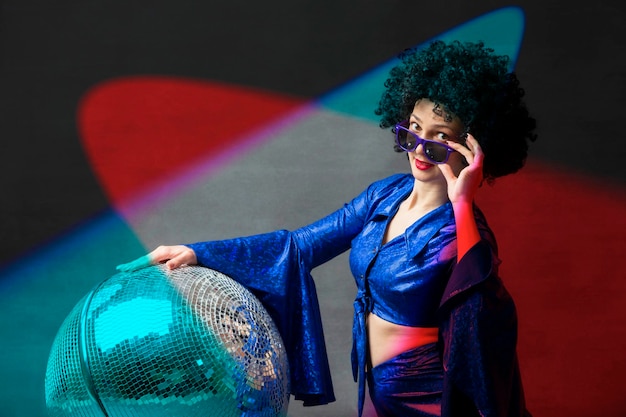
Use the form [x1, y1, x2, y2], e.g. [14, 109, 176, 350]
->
[404, 180, 449, 212]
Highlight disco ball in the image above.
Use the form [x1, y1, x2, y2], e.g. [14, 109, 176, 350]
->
[44, 265, 290, 417]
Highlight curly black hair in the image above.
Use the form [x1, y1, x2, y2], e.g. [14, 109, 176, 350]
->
[375, 40, 537, 182]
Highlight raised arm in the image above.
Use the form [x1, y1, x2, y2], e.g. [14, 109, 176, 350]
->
[438, 134, 484, 260]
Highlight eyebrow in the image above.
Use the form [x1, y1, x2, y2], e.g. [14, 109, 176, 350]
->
[409, 114, 455, 131]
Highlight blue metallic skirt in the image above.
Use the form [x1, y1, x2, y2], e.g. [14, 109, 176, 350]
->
[367, 342, 443, 417]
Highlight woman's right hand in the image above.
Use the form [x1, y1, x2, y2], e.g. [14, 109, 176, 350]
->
[116, 245, 198, 272]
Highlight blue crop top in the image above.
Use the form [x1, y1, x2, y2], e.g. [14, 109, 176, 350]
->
[349, 191, 456, 328]
[285, 173, 456, 328]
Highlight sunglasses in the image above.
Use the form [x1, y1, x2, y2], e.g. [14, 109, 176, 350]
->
[394, 121, 457, 164]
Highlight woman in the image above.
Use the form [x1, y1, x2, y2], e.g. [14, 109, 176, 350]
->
[117, 40, 537, 417]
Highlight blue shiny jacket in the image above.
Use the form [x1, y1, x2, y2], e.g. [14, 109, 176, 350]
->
[186, 173, 531, 417]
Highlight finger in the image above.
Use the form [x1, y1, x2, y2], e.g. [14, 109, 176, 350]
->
[164, 250, 196, 270]
[464, 134, 484, 165]
[446, 140, 475, 164]
[164, 258, 185, 270]
[148, 246, 174, 263]
[115, 254, 152, 272]
[437, 162, 457, 183]
[115, 246, 175, 272]
[465, 134, 480, 149]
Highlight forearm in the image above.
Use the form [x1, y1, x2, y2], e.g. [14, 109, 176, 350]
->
[452, 201, 481, 260]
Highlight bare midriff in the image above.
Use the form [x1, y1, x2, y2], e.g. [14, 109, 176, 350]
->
[367, 312, 439, 368]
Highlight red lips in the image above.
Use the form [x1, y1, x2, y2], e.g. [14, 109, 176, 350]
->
[414, 158, 434, 171]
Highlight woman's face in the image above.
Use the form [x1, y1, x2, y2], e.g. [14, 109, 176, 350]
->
[405, 99, 467, 182]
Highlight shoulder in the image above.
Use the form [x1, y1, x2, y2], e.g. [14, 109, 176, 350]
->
[364, 173, 413, 199]
[353, 173, 413, 218]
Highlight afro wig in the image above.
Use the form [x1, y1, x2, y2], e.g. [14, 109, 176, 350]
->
[375, 40, 537, 182]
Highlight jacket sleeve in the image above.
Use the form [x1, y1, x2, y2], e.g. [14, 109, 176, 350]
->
[183, 186, 371, 406]
[438, 240, 531, 417]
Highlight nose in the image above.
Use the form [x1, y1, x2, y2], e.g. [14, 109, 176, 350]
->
[411, 142, 426, 155]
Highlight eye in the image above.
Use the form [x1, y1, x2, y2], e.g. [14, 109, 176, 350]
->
[409, 122, 421, 132]
[435, 132, 449, 141]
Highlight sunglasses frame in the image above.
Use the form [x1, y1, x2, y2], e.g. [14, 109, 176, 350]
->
[393, 121, 457, 164]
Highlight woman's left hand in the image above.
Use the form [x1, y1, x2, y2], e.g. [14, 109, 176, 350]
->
[438, 134, 484, 205]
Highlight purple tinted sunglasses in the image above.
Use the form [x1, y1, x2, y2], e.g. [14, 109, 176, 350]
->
[394, 121, 457, 164]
